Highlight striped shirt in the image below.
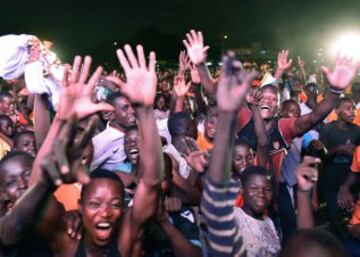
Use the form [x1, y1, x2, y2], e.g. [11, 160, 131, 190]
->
[200, 177, 246, 257]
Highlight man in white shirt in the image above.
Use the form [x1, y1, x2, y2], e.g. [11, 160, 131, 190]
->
[91, 91, 136, 170]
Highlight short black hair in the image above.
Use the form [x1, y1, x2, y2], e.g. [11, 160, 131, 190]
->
[335, 96, 354, 109]
[260, 84, 280, 97]
[167, 111, 193, 138]
[106, 91, 127, 106]
[0, 151, 34, 183]
[240, 165, 272, 185]
[80, 169, 125, 203]
[281, 229, 347, 257]
[13, 130, 34, 148]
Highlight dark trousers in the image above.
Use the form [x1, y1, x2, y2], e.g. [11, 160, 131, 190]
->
[277, 182, 297, 241]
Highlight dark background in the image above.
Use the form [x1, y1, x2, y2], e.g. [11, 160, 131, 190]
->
[1, 0, 359, 66]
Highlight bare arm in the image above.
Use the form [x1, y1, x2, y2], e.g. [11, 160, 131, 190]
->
[274, 50, 292, 81]
[295, 55, 359, 136]
[296, 156, 321, 229]
[112, 45, 164, 243]
[0, 179, 53, 245]
[182, 30, 216, 95]
[34, 94, 51, 149]
[247, 89, 269, 168]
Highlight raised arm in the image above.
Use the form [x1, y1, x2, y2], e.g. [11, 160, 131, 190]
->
[29, 56, 114, 186]
[173, 75, 191, 113]
[274, 50, 293, 81]
[183, 30, 217, 95]
[34, 94, 51, 149]
[201, 52, 256, 257]
[112, 44, 164, 243]
[296, 156, 321, 229]
[294, 55, 358, 136]
[0, 115, 95, 247]
[246, 89, 269, 168]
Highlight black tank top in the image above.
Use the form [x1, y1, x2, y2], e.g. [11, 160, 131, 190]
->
[75, 237, 121, 257]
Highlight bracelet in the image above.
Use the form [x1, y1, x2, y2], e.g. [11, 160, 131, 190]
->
[329, 87, 343, 95]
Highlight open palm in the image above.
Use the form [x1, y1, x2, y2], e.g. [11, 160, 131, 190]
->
[57, 56, 114, 120]
[183, 30, 210, 66]
[116, 45, 157, 106]
[322, 55, 358, 90]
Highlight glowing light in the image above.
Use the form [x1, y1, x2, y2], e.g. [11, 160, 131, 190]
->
[224, 35, 228, 39]
[331, 32, 360, 60]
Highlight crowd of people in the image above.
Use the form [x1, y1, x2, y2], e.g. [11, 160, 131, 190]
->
[0, 29, 359, 257]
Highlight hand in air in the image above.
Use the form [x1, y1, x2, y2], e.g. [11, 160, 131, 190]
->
[296, 156, 321, 192]
[114, 44, 157, 107]
[57, 56, 114, 120]
[41, 115, 98, 186]
[321, 54, 359, 91]
[216, 51, 257, 112]
[183, 30, 210, 66]
[277, 50, 292, 71]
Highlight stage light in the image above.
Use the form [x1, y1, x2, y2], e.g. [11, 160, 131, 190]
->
[331, 32, 360, 60]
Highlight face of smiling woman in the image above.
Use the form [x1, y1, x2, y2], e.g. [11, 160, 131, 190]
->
[80, 178, 124, 247]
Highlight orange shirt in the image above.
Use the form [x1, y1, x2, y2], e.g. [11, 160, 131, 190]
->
[196, 132, 213, 151]
[349, 147, 360, 224]
[54, 184, 81, 211]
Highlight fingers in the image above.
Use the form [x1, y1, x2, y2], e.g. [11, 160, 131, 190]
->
[136, 45, 146, 69]
[105, 76, 125, 89]
[87, 66, 103, 91]
[148, 51, 156, 72]
[78, 56, 92, 84]
[186, 33, 194, 46]
[41, 156, 62, 186]
[124, 44, 139, 68]
[117, 49, 131, 74]
[75, 115, 99, 150]
[70, 56, 82, 84]
[75, 163, 90, 185]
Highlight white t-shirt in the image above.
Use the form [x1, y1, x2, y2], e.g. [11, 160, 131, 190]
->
[234, 207, 281, 257]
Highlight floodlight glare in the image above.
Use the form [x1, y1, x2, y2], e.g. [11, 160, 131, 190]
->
[331, 32, 360, 60]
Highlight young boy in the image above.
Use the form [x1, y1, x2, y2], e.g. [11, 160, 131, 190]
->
[319, 97, 360, 236]
[13, 130, 37, 157]
[0, 115, 14, 159]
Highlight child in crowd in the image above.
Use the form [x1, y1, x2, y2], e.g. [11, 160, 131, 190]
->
[0, 115, 14, 159]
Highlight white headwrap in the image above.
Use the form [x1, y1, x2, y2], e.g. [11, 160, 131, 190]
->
[0, 34, 33, 80]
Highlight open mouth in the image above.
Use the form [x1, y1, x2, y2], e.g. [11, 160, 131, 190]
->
[129, 149, 139, 159]
[95, 222, 113, 240]
[260, 104, 271, 111]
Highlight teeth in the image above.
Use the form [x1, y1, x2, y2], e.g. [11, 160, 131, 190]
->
[129, 149, 139, 154]
[96, 222, 111, 228]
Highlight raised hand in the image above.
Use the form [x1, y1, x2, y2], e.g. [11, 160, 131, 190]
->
[115, 44, 157, 106]
[217, 52, 257, 112]
[321, 55, 358, 91]
[296, 156, 321, 192]
[179, 50, 190, 75]
[246, 88, 263, 106]
[173, 74, 191, 97]
[57, 56, 114, 120]
[297, 56, 305, 68]
[183, 30, 210, 66]
[185, 150, 210, 173]
[277, 50, 292, 71]
[41, 115, 98, 186]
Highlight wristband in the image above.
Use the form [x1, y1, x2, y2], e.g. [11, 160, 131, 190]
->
[329, 87, 343, 95]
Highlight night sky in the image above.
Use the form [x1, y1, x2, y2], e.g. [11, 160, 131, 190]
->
[1, 0, 360, 65]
